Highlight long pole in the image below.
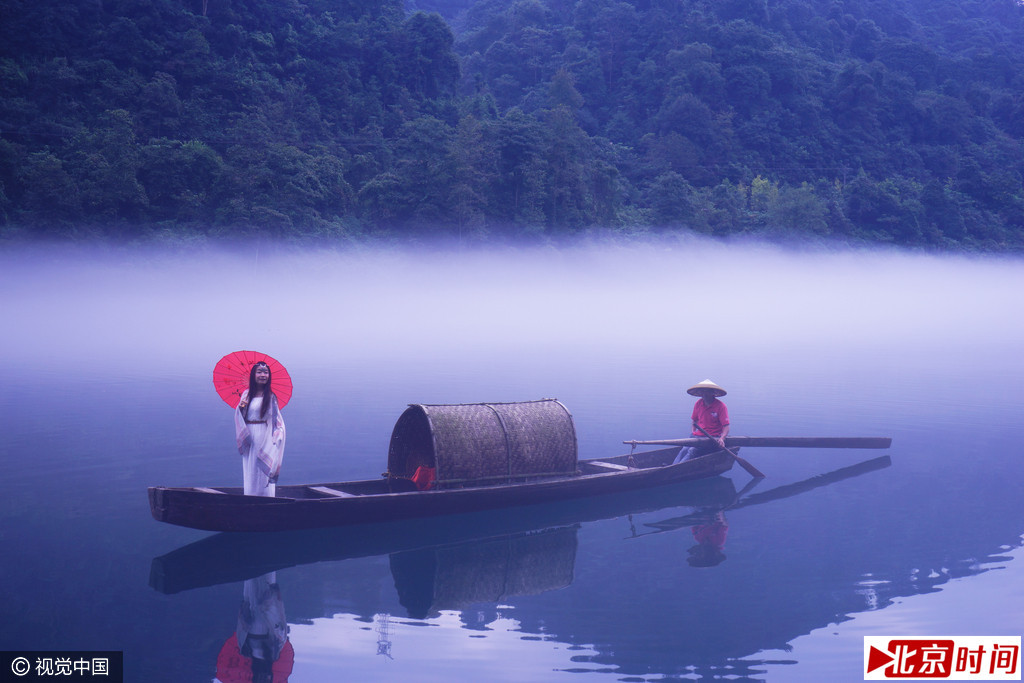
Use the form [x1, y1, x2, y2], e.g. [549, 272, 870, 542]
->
[693, 423, 766, 479]
[622, 436, 891, 449]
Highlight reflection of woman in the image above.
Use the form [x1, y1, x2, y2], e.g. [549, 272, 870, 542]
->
[238, 573, 290, 681]
[235, 362, 286, 497]
[216, 573, 293, 683]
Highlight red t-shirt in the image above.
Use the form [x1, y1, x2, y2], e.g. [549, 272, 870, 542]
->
[691, 398, 729, 437]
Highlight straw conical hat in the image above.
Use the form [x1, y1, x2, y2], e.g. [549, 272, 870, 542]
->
[687, 379, 726, 397]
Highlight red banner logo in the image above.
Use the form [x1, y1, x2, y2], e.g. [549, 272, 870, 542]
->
[865, 637, 1020, 680]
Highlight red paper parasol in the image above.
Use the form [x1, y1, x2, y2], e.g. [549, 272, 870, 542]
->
[213, 350, 292, 409]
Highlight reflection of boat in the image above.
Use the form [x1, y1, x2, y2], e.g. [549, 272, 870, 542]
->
[155, 456, 904, 681]
[638, 455, 893, 537]
[391, 526, 579, 619]
[150, 398, 750, 532]
[150, 475, 738, 594]
[524, 455, 907, 679]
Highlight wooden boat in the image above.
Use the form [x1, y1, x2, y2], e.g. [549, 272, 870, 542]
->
[148, 445, 731, 533]
[148, 399, 893, 533]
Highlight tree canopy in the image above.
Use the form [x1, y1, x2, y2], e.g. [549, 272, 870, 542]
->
[1, 0, 1022, 249]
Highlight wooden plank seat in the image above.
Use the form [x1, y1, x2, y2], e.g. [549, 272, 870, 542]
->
[309, 486, 356, 498]
[589, 461, 631, 471]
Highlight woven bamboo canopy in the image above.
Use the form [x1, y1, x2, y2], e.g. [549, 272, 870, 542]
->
[387, 399, 578, 486]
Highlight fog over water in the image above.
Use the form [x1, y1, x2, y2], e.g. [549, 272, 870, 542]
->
[5, 238, 1023, 451]
[5, 239, 1022, 375]
[6, 237, 1022, 462]
[2, 237, 1023, 681]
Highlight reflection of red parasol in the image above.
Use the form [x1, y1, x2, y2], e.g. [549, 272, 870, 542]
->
[213, 350, 292, 409]
[215, 634, 294, 683]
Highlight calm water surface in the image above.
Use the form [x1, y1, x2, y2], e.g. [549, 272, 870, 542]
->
[2, 241, 1022, 682]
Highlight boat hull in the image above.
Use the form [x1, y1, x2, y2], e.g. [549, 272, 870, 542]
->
[148, 448, 734, 533]
[150, 474, 739, 593]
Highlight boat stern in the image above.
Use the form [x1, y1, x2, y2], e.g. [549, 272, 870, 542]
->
[148, 487, 169, 523]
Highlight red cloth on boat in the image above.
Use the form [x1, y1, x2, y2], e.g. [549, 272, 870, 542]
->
[411, 466, 436, 490]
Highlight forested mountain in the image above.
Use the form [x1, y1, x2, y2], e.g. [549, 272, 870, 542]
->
[1, 0, 1022, 248]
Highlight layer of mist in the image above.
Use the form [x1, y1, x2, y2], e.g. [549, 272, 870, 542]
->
[3, 240, 1022, 407]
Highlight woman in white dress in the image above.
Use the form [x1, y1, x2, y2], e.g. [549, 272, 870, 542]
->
[234, 361, 286, 496]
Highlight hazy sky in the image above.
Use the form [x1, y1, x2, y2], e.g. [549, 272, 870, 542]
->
[3, 239, 1023, 384]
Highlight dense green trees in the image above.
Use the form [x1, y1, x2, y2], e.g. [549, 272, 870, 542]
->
[0, 0, 1022, 249]
[448, 0, 1024, 248]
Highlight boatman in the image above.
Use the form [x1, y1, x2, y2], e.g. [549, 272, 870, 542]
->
[673, 379, 730, 463]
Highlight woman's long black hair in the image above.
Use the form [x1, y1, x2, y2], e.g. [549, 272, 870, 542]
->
[246, 361, 274, 419]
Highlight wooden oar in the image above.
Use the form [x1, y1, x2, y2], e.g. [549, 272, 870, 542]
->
[623, 436, 892, 449]
[692, 423, 766, 479]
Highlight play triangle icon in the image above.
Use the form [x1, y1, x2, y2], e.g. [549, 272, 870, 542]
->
[867, 645, 895, 673]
